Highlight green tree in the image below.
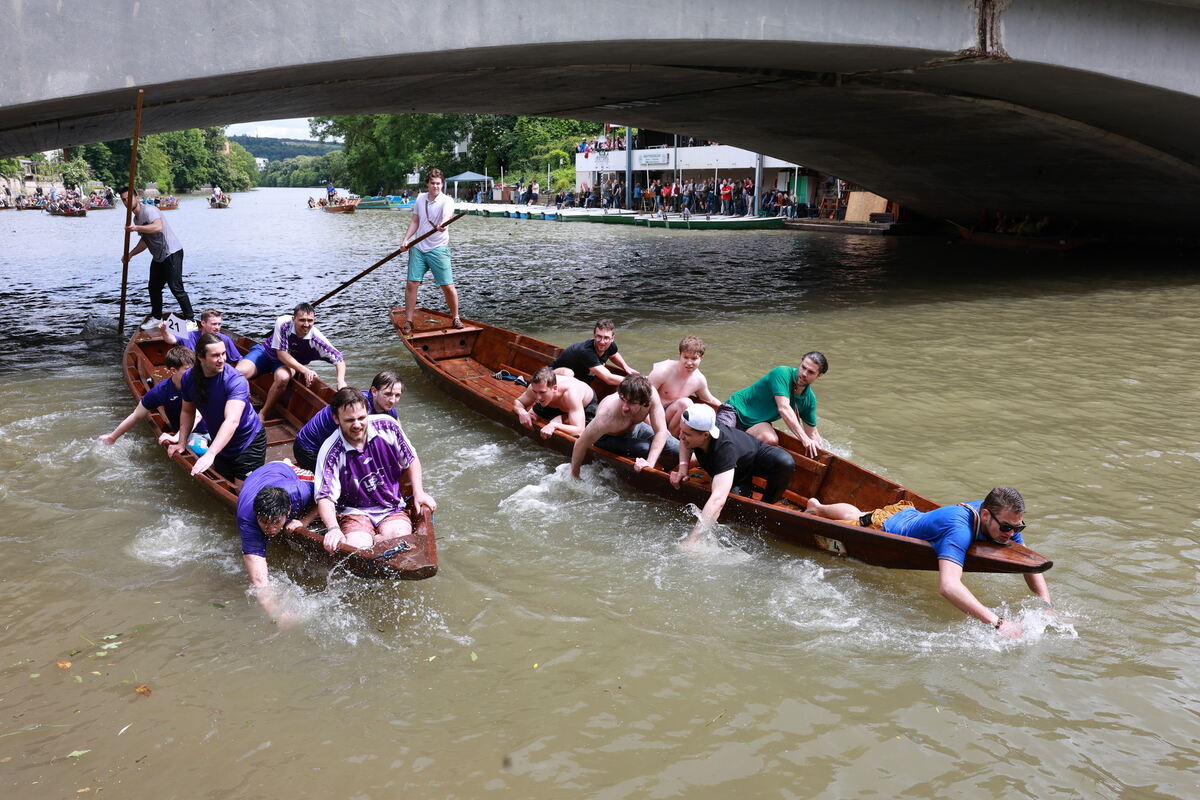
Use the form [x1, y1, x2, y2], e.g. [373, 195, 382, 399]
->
[59, 155, 93, 189]
[158, 129, 208, 192]
[228, 141, 259, 188]
[139, 136, 174, 193]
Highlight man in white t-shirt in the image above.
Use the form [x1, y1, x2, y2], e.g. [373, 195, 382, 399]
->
[399, 168, 460, 335]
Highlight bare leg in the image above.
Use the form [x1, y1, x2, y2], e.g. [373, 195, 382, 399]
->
[806, 498, 864, 521]
[441, 283, 460, 319]
[259, 365, 293, 420]
[404, 280, 420, 323]
[664, 397, 693, 439]
[746, 421, 780, 445]
[235, 359, 257, 380]
[374, 513, 413, 545]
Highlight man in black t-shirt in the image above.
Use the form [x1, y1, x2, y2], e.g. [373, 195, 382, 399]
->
[670, 404, 796, 544]
[551, 319, 639, 387]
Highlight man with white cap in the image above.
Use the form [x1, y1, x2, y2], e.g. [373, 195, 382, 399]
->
[670, 403, 796, 544]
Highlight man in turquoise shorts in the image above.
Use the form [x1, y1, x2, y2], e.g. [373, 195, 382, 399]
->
[399, 167, 460, 335]
[716, 352, 828, 457]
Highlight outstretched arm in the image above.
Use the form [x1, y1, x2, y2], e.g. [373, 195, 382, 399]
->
[685, 470, 734, 544]
[609, 352, 639, 375]
[405, 455, 437, 515]
[570, 420, 605, 479]
[774, 395, 821, 458]
[98, 403, 151, 444]
[937, 560, 1022, 638]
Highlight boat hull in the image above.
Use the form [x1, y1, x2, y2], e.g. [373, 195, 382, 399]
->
[390, 308, 1050, 574]
[120, 331, 437, 579]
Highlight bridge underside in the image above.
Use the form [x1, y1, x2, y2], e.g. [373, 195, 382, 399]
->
[4, 41, 1199, 235]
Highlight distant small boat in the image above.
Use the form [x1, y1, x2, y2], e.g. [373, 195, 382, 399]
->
[87, 201, 116, 210]
[46, 206, 87, 217]
[356, 196, 390, 210]
[948, 221, 1094, 251]
[208, 196, 231, 209]
[321, 198, 359, 213]
[155, 198, 179, 210]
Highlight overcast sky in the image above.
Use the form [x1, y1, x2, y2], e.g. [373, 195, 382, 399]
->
[224, 118, 317, 139]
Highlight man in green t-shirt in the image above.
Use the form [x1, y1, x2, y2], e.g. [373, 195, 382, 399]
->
[715, 352, 828, 458]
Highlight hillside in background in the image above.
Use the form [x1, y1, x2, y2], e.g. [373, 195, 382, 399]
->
[228, 135, 342, 162]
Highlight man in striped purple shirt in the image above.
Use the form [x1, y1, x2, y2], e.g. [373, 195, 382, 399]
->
[314, 387, 436, 554]
[237, 302, 348, 420]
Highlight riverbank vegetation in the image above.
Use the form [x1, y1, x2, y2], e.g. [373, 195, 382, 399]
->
[259, 114, 603, 194]
[3, 127, 261, 193]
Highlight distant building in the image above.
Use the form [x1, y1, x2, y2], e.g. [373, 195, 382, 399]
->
[254, 157, 269, 171]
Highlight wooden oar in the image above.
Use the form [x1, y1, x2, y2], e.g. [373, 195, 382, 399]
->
[311, 211, 467, 308]
[116, 89, 145, 335]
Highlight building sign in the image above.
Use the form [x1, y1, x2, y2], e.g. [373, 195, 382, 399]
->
[637, 152, 671, 167]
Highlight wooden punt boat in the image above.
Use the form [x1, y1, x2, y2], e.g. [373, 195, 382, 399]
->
[155, 199, 179, 210]
[208, 196, 231, 209]
[391, 307, 1051, 575]
[948, 220, 1093, 251]
[87, 202, 115, 210]
[121, 329, 438, 580]
[321, 199, 359, 213]
[46, 207, 87, 217]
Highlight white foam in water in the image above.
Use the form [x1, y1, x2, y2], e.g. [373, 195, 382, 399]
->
[129, 514, 239, 572]
[500, 461, 620, 520]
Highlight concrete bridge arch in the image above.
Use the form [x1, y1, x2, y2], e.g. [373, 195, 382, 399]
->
[3, 0, 1199, 233]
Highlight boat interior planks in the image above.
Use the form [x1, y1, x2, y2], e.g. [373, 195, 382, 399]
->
[389, 306, 1052, 575]
[120, 330, 437, 580]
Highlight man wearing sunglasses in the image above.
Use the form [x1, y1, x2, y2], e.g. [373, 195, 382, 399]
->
[806, 486, 1052, 636]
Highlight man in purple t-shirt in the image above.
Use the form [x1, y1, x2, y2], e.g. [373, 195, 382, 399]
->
[236, 302, 347, 421]
[170, 333, 266, 480]
[99, 345, 202, 446]
[314, 387, 436, 554]
[160, 308, 242, 362]
[292, 370, 403, 471]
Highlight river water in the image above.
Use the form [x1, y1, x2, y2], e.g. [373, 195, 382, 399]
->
[1, 188, 1197, 798]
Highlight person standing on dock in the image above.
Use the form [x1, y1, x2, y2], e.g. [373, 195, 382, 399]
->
[805, 487, 1054, 637]
[119, 187, 195, 328]
[399, 168, 461, 336]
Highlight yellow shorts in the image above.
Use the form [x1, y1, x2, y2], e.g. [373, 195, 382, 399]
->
[862, 501, 916, 530]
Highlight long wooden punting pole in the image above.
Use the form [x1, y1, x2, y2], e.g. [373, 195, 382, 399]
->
[116, 89, 145, 334]
[310, 211, 466, 307]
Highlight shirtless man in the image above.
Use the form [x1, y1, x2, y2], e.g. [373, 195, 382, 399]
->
[570, 375, 679, 478]
[551, 319, 639, 388]
[513, 366, 598, 439]
[648, 335, 721, 437]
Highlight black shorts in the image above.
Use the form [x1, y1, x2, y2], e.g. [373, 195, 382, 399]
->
[214, 427, 267, 482]
[293, 440, 318, 472]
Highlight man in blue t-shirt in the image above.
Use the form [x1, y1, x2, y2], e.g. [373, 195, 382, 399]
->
[807, 486, 1054, 636]
[236, 461, 319, 622]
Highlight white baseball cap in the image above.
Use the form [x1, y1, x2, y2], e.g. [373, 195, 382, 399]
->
[681, 404, 720, 438]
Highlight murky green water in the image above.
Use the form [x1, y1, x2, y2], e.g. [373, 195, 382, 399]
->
[1, 188, 1197, 798]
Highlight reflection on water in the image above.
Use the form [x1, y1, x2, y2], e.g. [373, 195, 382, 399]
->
[0, 188, 1197, 798]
